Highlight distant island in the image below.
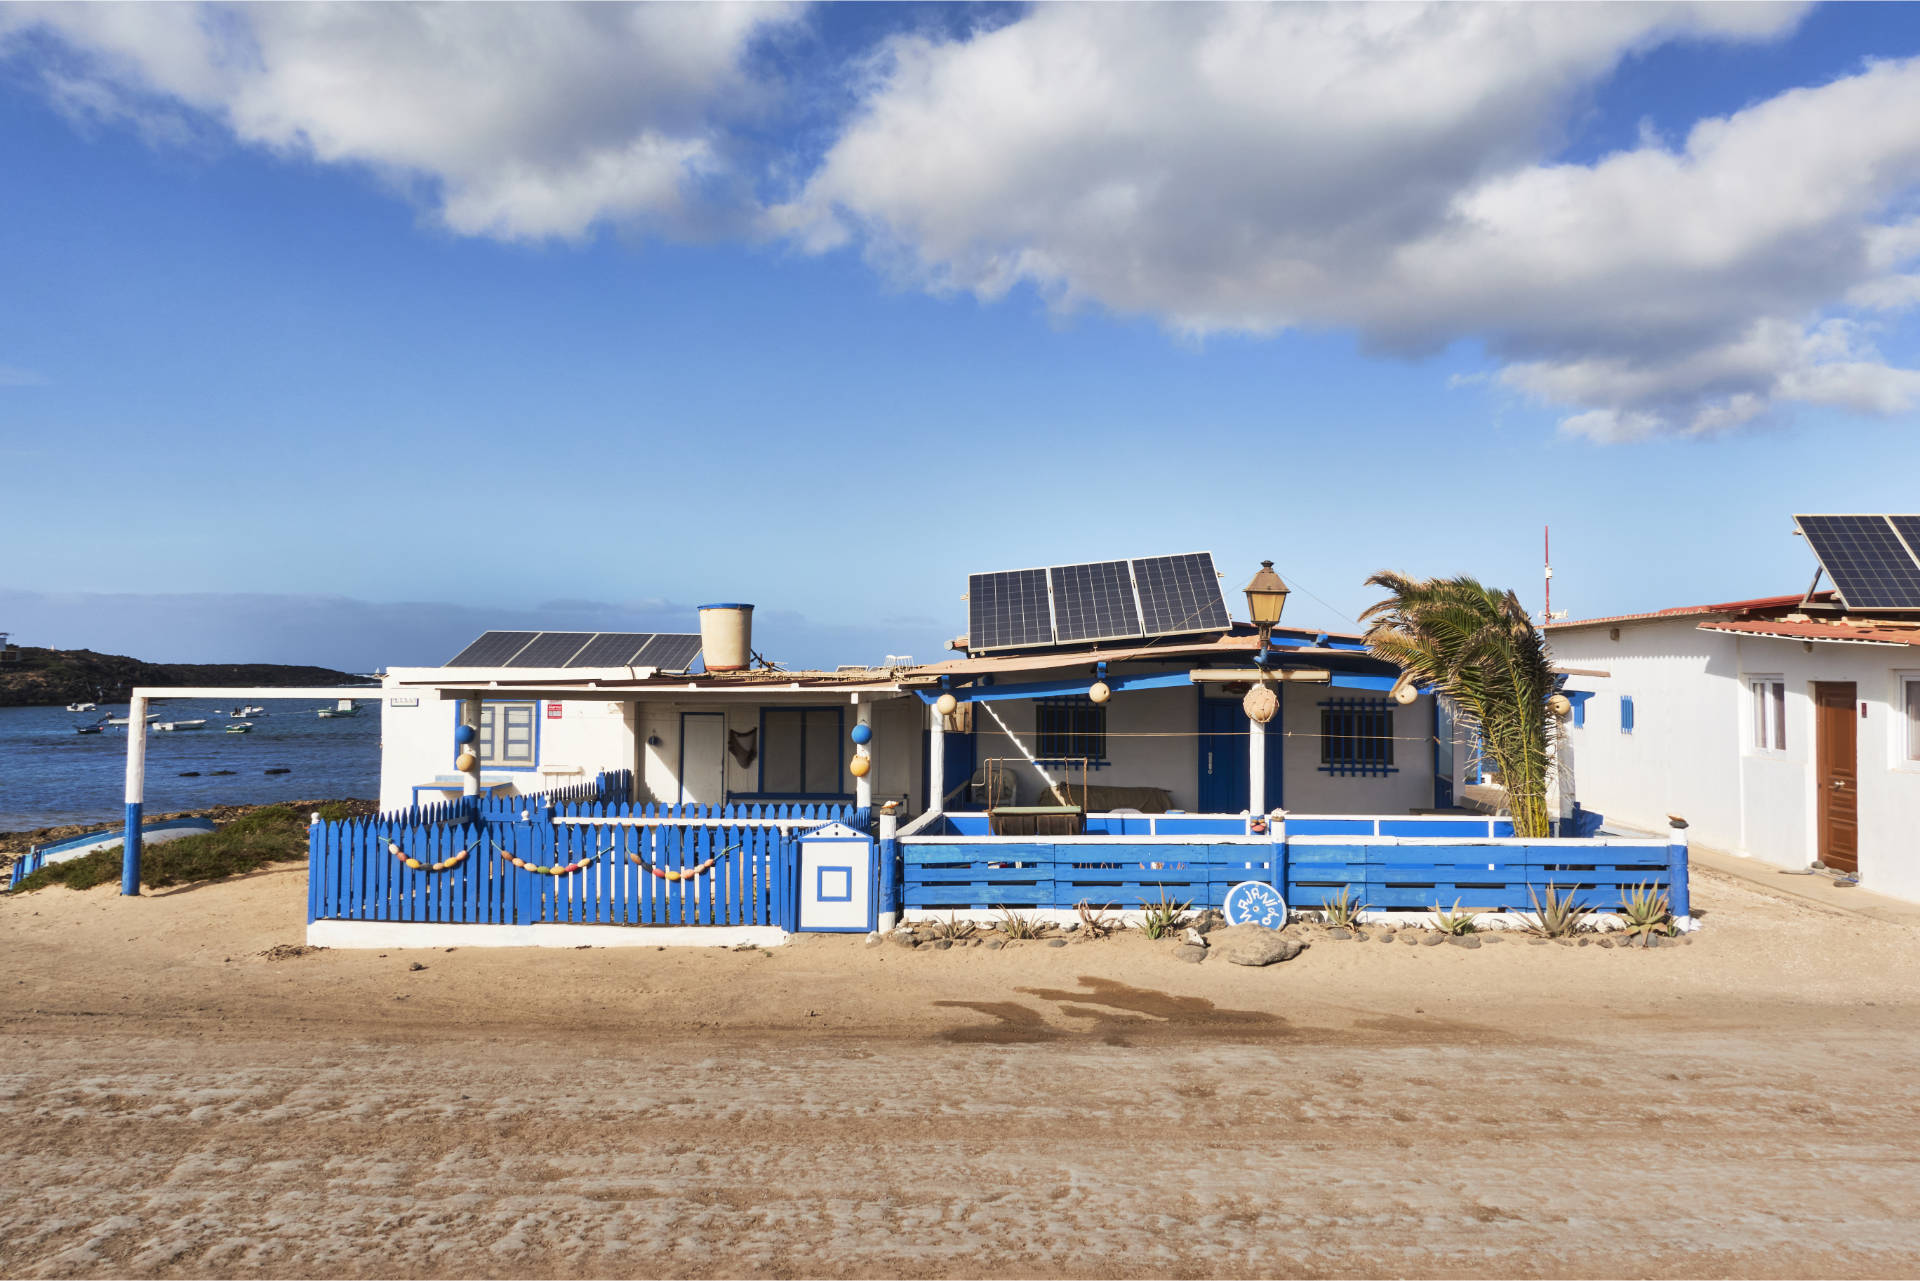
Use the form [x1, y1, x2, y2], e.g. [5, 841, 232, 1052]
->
[0, 646, 371, 707]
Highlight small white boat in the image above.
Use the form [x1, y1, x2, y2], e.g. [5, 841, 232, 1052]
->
[225, 721, 253, 734]
[105, 713, 161, 726]
[316, 699, 360, 719]
[231, 705, 266, 717]
[67, 701, 98, 713]
[152, 719, 208, 732]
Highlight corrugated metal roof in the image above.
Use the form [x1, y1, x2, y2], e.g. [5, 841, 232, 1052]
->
[1696, 620, 1920, 647]
[1545, 592, 1831, 630]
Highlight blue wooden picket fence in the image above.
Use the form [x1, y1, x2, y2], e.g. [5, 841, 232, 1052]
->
[899, 812, 1686, 916]
[385, 770, 634, 826]
[309, 800, 862, 928]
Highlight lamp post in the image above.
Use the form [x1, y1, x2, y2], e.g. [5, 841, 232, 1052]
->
[1243, 560, 1291, 654]
[1242, 560, 1290, 819]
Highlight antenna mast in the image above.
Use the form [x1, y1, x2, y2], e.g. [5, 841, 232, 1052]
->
[1544, 525, 1552, 623]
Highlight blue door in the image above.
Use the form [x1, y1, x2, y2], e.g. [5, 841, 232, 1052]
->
[1198, 696, 1284, 813]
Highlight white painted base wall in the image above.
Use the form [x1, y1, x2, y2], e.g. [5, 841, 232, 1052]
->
[307, 921, 788, 949]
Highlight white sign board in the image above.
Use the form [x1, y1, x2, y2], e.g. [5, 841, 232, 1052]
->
[799, 828, 872, 932]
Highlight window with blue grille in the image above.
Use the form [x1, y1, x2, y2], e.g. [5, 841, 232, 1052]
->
[1036, 696, 1107, 763]
[477, 700, 538, 769]
[1320, 698, 1396, 776]
[1620, 695, 1636, 734]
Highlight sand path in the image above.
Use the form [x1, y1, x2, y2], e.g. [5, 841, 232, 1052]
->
[2, 862, 1917, 1277]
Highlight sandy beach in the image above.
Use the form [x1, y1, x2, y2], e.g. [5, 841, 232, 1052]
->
[3, 860, 1918, 1278]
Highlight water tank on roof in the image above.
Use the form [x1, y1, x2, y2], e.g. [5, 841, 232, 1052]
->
[698, 603, 753, 672]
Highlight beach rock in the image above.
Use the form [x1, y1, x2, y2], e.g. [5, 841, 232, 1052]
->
[865, 933, 883, 947]
[928, 939, 952, 951]
[1375, 930, 1395, 942]
[985, 939, 1005, 951]
[1209, 925, 1302, 967]
[408, 962, 426, 971]
[1183, 927, 1208, 948]
[1596, 937, 1614, 948]
[1481, 933, 1504, 944]
[1398, 932, 1421, 945]
[1327, 927, 1352, 940]
[1577, 937, 1591, 947]
[178, 771, 200, 778]
[1419, 933, 1445, 947]
[890, 932, 917, 949]
[1173, 944, 1208, 964]
[264, 768, 291, 775]
[1047, 938, 1068, 948]
[1446, 935, 1481, 949]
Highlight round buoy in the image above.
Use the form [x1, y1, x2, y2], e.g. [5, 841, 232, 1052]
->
[1547, 693, 1573, 718]
[849, 754, 872, 778]
[454, 724, 477, 745]
[1242, 684, 1279, 724]
[1089, 680, 1111, 705]
[1392, 682, 1419, 706]
[455, 749, 477, 772]
[850, 722, 873, 745]
[935, 693, 958, 717]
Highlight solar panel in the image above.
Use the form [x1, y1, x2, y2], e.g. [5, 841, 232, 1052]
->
[1796, 515, 1920, 610]
[966, 552, 1231, 652]
[1052, 559, 1142, 644]
[446, 630, 537, 666]
[565, 632, 654, 668]
[634, 633, 703, 670]
[1133, 552, 1232, 636]
[505, 632, 595, 668]
[967, 569, 1053, 652]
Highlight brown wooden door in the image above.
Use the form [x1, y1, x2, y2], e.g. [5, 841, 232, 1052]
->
[1814, 682, 1858, 874]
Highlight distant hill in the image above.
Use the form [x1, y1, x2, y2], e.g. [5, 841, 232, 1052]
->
[0, 646, 371, 707]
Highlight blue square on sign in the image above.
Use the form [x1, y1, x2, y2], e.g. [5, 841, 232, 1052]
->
[817, 866, 853, 902]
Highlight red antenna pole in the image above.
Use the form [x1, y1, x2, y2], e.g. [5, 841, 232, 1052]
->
[1544, 524, 1552, 622]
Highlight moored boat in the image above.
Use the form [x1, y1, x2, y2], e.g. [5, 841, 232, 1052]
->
[66, 701, 98, 712]
[8, 817, 217, 887]
[152, 719, 208, 732]
[225, 721, 253, 734]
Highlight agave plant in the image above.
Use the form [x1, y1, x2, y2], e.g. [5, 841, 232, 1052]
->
[1619, 883, 1674, 944]
[1362, 573, 1558, 838]
[1323, 887, 1367, 929]
[1431, 899, 1481, 936]
[1075, 900, 1118, 939]
[928, 912, 976, 941]
[996, 908, 1044, 940]
[1138, 891, 1191, 940]
[1524, 882, 1594, 939]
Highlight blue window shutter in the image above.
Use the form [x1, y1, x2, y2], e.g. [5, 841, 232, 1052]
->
[1621, 695, 1635, 734]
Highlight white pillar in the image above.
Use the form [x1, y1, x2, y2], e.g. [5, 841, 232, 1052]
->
[928, 702, 946, 814]
[121, 693, 149, 895]
[1249, 710, 1266, 817]
[853, 697, 873, 810]
[460, 697, 480, 798]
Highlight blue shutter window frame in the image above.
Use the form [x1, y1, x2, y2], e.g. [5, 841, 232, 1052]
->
[1620, 695, 1635, 734]
[469, 699, 541, 771]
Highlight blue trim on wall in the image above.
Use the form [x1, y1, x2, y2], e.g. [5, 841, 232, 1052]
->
[1567, 689, 1593, 729]
[816, 864, 854, 903]
[1620, 695, 1635, 734]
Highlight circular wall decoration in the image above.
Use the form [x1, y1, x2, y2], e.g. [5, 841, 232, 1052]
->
[1223, 880, 1289, 929]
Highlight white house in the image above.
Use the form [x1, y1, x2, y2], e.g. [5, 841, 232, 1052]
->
[1548, 537, 1920, 904]
[375, 558, 1467, 824]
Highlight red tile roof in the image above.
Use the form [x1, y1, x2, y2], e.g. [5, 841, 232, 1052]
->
[1696, 619, 1920, 647]
[1544, 592, 1831, 630]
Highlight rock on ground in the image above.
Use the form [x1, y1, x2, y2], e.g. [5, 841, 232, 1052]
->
[1209, 925, 1304, 967]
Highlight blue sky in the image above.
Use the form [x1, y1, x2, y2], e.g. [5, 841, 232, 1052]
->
[3, 2, 1919, 672]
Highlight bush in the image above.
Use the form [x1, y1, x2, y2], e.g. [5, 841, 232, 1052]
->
[11, 802, 359, 894]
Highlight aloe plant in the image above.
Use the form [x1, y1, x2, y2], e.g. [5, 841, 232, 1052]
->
[1323, 887, 1367, 929]
[1138, 891, 1191, 940]
[1619, 883, 1674, 944]
[1524, 883, 1594, 938]
[1431, 899, 1481, 935]
[996, 908, 1044, 940]
[1075, 900, 1117, 939]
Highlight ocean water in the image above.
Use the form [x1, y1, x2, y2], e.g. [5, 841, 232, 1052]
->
[0, 702, 380, 831]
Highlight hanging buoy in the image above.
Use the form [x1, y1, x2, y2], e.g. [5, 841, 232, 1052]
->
[1392, 683, 1419, 706]
[850, 722, 872, 745]
[1547, 693, 1573, 718]
[849, 754, 872, 778]
[1089, 680, 1111, 705]
[935, 693, 957, 717]
[455, 749, 478, 772]
[1242, 684, 1278, 724]
[454, 724, 476, 746]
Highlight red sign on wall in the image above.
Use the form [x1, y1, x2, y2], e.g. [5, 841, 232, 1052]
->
[546, 702, 563, 719]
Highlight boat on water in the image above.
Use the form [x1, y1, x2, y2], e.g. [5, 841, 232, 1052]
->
[66, 701, 98, 713]
[105, 712, 161, 726]
[231, 705, 267, 717]
[316, 699, 360, 719]
[8, 817, 217, 888]
[225, 721, 253, 734]
[152, 719, 208, 732]
[74, 722, 106, 735]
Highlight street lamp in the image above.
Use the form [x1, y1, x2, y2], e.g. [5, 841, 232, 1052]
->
[1243, 559, 1290, 653]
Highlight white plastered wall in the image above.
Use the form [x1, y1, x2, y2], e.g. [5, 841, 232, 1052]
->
[1551, 620, 1920, 903]
[1278, 683, 1439, 814]
[634, 694, 922, 808]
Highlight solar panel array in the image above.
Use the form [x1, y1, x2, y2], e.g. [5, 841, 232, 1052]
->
[1794, 515, 1920, 611]
[444, 631, 704, 670]
[967, 552, 1232, 653]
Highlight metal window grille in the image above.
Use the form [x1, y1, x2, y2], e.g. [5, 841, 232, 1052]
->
[1319, 698, 1396, 776]
[1036, 697, 1107, 761]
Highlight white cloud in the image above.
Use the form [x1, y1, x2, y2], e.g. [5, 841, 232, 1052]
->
[782, 2, 1920, 438]
[0, 1, 798, 239]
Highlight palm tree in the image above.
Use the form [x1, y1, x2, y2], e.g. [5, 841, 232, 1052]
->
[1360, 572, 1557, 838]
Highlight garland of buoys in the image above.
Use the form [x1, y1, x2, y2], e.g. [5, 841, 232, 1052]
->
[629, 842, 739, 881]
[492, 841, 600, 876]
[387, 840, 474, 873]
